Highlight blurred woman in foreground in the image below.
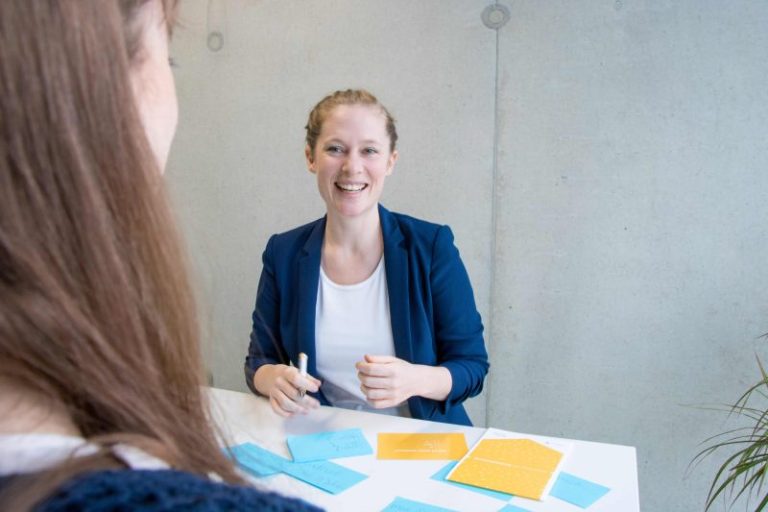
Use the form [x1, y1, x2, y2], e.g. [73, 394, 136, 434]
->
[0, 1, 318, 510]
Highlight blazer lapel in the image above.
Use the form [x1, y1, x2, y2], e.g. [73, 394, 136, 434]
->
[297, 216, 325, 377]
[380, 205, 413, 362]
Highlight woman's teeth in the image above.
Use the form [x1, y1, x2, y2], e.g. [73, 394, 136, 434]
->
[336, 183, 367, 192]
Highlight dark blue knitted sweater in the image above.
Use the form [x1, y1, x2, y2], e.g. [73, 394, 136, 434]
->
[0, 469, 323, 511]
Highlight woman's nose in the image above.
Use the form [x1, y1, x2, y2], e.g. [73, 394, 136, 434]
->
[342, 152, 363, 173]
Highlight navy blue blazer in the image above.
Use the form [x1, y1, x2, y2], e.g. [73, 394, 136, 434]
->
[245, 205, 489, 425]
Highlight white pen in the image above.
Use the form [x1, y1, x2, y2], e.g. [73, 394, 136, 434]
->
[298, 352, 308, 398]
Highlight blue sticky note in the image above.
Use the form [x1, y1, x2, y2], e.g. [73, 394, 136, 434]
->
[497, 505, 532, 512]
[227, 441, 367, 494]
[550, 472, 610, 508]
[431, 461, 514, 501]
[227, 442, 287, 477]
[382, 497, 458, 512]
[287, 428, 373, 462]
[282, 459, 368, 494]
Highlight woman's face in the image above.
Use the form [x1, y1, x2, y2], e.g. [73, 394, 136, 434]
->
[130, 0, 178, 172]
[306, 104, 398, 220]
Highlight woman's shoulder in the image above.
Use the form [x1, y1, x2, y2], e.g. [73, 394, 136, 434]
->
[381, 206, 453, 245]
[266, 216, 326, 251]
[34, 469, 322, 512]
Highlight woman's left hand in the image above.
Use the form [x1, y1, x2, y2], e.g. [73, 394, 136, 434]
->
[356, 354, 452, 408]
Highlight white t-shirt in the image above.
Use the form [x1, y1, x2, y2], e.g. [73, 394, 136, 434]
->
[315, 257, 410, 417]
[0, 433, 168, 476]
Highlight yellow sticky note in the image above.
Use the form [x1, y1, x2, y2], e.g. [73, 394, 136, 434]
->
[447, 438, 563, 500]
[377, 433, 468, 460]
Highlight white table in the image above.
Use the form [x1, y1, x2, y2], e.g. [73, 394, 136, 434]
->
[208, 387, 639, 512]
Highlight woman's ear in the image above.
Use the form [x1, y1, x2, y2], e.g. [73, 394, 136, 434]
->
[386, 149, 398, 176]
[305, 145, 316, 173]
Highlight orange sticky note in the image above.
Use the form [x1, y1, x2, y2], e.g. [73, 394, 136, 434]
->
[447, 438, 563, 500]
[377, 433, 468, 460]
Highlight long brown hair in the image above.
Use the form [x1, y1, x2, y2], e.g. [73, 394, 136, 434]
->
[0, 0, 242, 507]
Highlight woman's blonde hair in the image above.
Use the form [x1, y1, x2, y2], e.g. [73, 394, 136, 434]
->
[305, 88, 398, 156]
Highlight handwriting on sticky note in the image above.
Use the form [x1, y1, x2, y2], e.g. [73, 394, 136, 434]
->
[227, 442, 285, 477]
[447, 438, 563, 500]
[377, 433, 468, 460]
[283, 458, 368, 494]
[287, 428, 372, 462]
[431, 461, 513, 501]
[550, 472, 610, 508]
[381, 497, 458, 512]
[228, 442, 367, 494]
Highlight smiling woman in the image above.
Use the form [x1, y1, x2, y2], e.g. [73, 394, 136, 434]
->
[307, 102, 397, 223]
[245, 89, 489, 426]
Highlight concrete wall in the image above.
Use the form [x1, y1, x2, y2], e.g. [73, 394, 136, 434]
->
[167, 2, 768, 510]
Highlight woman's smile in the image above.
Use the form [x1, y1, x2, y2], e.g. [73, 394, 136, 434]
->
[335, 181, 368, 192]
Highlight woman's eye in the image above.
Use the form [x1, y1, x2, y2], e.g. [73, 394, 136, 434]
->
[363, 147, 379, 155]
[326, 145, 343, 154]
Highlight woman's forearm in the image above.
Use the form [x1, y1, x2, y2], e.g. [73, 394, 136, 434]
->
[415, 364, 453, 402]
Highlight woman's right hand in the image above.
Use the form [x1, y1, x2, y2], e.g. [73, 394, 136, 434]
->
[253, 364, 321, 417]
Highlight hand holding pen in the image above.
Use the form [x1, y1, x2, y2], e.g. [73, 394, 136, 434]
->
[251, 353, 322, 418]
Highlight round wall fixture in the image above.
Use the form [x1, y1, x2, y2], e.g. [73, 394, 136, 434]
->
[207, 31, 224, 52]
[481, 3, 511, 30]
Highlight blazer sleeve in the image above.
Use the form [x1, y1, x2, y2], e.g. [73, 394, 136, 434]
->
[244, 235, 289, 395]
[430, 225, 489, 415]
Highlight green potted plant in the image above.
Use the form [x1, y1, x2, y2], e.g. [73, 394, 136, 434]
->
[695, 357, 768, 511]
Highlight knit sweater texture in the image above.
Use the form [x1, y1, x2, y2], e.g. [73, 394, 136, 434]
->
[0, 468, 323, 511]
